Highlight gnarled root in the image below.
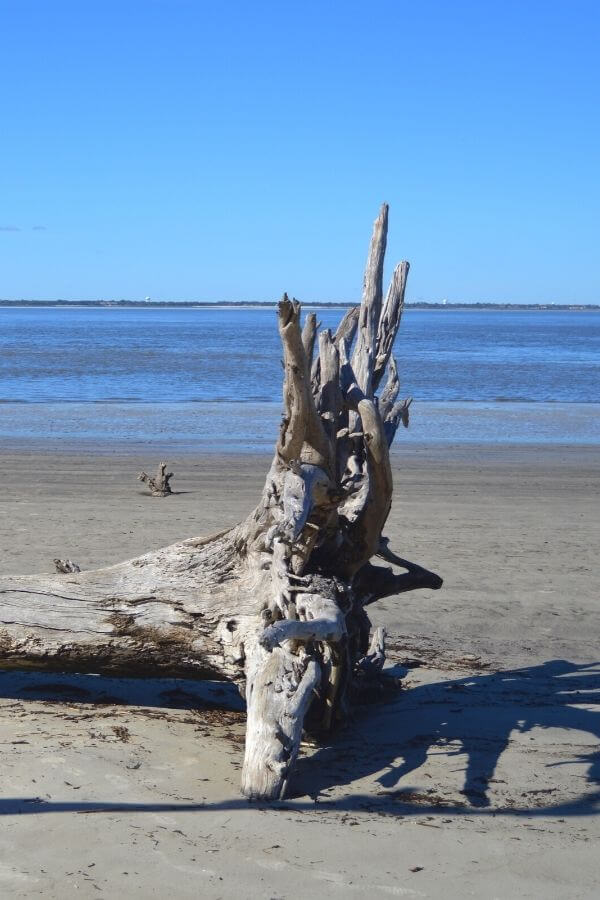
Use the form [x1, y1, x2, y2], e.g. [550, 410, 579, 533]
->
[242, 641, 321, 800]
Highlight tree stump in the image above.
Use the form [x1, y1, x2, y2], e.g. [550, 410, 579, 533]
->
[138, 461, 174, 496]
[0, 205, 442, 800]
[53, 558, 81, 574]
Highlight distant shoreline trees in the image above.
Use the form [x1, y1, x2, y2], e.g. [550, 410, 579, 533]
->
[0, 299, 596, 310]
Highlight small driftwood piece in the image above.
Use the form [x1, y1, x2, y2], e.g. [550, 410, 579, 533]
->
[0, 205, 442, 801]
[53, 559, 81, 574]
[138, 461, 174, 496]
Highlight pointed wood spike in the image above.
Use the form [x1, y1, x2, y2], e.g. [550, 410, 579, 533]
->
[351, 204, 389, 398]
[379, 355, 400, 421]
[301, 312, 318, 370]
[373, 260, 410, 392]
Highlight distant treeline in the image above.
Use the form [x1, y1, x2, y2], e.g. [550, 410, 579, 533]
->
[0, 299, 598, 310]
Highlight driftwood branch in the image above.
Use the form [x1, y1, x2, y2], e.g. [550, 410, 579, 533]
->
[356, 626, 386, 674]
[0, 205, 442, 802]
[277, 297, 331, 472]
[355, 560, 443, 605]
[301, 312, 319, 370]
[373, 261, 409, 391]
[351, 204, 388, 399]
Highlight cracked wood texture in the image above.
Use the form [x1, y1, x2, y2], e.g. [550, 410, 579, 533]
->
[0, 205, 441, 801]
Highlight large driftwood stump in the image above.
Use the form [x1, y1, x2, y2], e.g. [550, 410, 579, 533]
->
[0, 205, 441, 800]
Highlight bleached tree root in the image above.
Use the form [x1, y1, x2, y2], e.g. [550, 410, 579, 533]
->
[0, 205, 442, 801]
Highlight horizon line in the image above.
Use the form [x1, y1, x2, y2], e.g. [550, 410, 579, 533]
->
[0, 299, 598, 311]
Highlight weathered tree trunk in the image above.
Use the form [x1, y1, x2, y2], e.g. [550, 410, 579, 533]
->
[0, 205, 441, 800]
[138, 461, 173, 496]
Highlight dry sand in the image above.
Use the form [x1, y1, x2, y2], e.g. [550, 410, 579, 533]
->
[0, 444, 598, 898]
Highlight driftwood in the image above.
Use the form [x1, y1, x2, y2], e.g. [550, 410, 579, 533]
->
[138, 461, 174, 496]
[0, 205, 442, 801]
[53, 559, 81, 574]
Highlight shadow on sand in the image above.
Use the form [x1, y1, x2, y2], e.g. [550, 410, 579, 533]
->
[292, 658, 600, 817]
[0, 659, 598, 818]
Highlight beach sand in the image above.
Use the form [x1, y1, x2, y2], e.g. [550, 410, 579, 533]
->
[0, 445, 598, 898]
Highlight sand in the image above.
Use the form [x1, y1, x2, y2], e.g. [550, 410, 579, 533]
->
[0, 444, 598, 898]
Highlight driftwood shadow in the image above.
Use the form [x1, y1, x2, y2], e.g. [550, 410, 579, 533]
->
[291, 658, 600, 815]
[0, 670, 244, 712]
[0, 660, 598, 819]
[135, 489, 195, 496]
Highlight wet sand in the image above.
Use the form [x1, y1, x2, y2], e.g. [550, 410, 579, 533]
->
[0, 444, 598, 898]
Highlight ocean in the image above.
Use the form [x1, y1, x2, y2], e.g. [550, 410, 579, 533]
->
[1, 306, 599, 450]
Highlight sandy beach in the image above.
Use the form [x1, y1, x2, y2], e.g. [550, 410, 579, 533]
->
[0, 444, 598, 898]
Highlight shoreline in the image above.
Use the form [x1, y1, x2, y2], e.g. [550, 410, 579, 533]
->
[0, 439, 599, 458]
[2, 302, 599, 310]
[0, 300, 600, 312]
[1, 400, 598, 451]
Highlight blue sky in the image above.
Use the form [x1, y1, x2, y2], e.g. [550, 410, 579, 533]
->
[1, 0, 598, 303]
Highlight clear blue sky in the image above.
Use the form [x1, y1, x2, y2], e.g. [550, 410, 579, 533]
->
[1, 0, 598, 303]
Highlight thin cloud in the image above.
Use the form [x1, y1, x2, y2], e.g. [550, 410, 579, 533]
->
[32, 225, 47, 231]
[0, 225, 21, 232]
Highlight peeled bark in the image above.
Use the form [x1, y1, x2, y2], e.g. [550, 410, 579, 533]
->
[0, 205, 442, 801]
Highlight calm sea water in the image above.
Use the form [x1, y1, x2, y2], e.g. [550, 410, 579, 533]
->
[1, 307, 599, 448]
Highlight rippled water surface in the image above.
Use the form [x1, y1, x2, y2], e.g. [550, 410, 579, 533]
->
[1, 307, 598, 447]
